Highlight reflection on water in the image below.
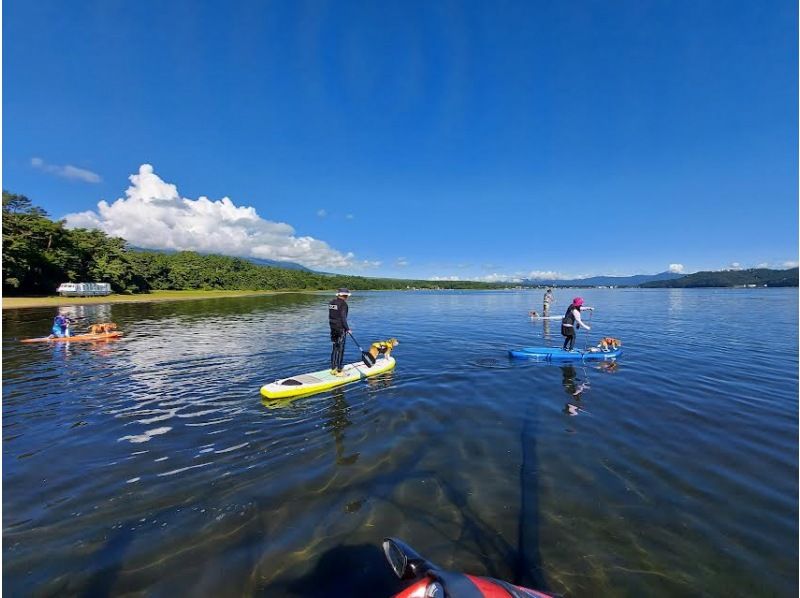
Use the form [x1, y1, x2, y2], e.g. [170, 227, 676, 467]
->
[561, 365, 589, 416]
[3, 289, 798, 596]
[327, 387, 360, 466]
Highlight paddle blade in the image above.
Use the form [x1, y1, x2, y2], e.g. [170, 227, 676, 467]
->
[361, 351, 376, 367]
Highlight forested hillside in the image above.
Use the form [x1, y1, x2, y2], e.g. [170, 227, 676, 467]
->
[2, 191, 503, 295]
[640, 267, 798, 288]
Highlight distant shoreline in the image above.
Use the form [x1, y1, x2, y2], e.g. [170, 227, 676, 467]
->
[5, 284, 794, 310]
[1, 289, 322, 310]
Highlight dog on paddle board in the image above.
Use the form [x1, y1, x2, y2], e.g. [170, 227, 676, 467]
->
[598, 337, 621, 351]
[368, 338, 399, 362]
[88, 322, 118, 335]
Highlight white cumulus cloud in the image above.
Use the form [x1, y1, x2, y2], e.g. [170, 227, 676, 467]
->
[782, 260, 798, 268]
[668, 264, 684, 273]
[63, 164, 366, 270]
[32, 157, 101, 183]
[728, 262, 742, 270]
[479, 273, 523, 283]
[525, 270, 571, 280]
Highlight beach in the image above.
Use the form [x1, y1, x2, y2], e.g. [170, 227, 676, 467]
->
[1, 289, 315, 310]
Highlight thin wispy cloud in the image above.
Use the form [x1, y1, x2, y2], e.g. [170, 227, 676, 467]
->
[316, 209, 327, 217]
[782, 260, 798, 268]
[396, 257, 409, 267]
[31, 157, 101, 183]
[63, 164, 377, 271]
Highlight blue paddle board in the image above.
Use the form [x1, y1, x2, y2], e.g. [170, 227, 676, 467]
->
[509, 346, 622, 362]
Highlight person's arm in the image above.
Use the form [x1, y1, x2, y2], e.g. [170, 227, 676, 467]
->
[573, 309, 590, 330]
[341, 301, 349, 332]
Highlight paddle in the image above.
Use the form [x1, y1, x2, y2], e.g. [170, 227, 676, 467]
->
[347, 331, 376, 367]
[584, 307, 594, 352]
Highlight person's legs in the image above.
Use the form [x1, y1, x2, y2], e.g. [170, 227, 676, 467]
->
[335, 332, 346, 371]
[52, 325, 64, 338]
[562, 331, 575, 351]
[330, 329, 346, 373]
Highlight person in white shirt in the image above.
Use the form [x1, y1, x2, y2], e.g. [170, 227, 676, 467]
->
[543, 288, 554, 315]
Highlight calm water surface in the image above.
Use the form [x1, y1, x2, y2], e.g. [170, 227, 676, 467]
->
[3, 289, 798, 596]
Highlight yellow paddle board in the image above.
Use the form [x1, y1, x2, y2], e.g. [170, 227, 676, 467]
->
[260, 356, 396, 400]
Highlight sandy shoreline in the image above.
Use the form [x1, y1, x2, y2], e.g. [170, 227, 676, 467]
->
[2, 289, 324, 310]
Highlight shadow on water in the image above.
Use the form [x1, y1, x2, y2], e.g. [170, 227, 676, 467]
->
[363, 428, 551, 593]
[78, 523, 139, 598]
[260, 409, 554, 594]
[269, 543, 405, 598]
[327, 387, 360, 466]
[514, 402, 550, 592]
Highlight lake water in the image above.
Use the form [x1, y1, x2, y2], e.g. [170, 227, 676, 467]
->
[3, 289, 798, 596]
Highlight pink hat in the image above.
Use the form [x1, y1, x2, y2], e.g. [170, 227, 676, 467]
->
[573, 297, 584, 307]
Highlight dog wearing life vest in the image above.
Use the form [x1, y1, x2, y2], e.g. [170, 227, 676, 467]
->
[369, 338, 399, 361]
[89, 322, 118, 335]
[598, 337, 622, 351]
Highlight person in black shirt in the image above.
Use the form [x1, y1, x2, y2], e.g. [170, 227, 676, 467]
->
[561, 296, 593, 351]
[328, 288, 351, 375]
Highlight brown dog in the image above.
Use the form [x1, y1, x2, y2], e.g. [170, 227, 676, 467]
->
[599, 337, 622, 351]
[89, 322, 118, 334]
[368, 338, 399, 361]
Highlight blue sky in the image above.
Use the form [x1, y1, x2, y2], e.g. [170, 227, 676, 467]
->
[4, 0, 797, 280]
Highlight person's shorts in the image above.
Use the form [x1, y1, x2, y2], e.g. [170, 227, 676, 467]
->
[52, 326, 65, 338]
[561, 324, 575, 337]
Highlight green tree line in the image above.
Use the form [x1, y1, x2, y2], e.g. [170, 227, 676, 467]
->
[641, 267, 798, 288]
[3, 191, 505, 295]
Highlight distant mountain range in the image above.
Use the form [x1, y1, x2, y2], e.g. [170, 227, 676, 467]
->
[126, 246, 798, 288]
[523, 271, 685, 287]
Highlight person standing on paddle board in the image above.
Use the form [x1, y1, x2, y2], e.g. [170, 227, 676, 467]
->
[561, 297, 593, 351]
[543, 288, 554, 316]
[329, 288, 351, 376]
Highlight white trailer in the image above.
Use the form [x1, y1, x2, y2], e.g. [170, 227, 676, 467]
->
[56, 282, 112, 297]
